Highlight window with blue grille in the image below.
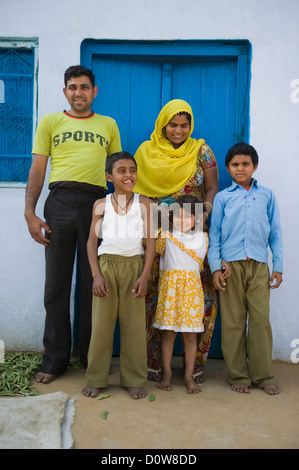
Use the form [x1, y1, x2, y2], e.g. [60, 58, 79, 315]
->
[0, 47, 34, 183]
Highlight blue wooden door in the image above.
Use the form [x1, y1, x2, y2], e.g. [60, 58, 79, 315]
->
[80, 40, 251, 357]
[0, 48, 34, 182]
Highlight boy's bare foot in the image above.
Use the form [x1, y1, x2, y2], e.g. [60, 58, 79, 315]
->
[185, 377, 201, 394]
[126, 387, 147, 399]
[263, 384, 280, 395]
[82, 387, 104, 398]
[231, 384, 249, 393]
[35, 372, 57, 384]
[157, 373, 172, 391]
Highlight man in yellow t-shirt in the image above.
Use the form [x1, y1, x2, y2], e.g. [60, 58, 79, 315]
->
[25, 65, 122, 384]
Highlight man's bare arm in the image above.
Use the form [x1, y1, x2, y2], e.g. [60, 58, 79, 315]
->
[25, 154, 51, 246]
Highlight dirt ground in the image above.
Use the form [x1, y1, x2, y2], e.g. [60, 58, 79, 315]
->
[33, 357, 299, 450]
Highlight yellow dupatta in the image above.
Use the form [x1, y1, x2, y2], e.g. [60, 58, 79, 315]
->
[134, 99, 205, 198]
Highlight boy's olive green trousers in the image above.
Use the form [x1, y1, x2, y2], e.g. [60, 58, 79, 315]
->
[219, 260, 274, 389]
[86, 254, 147, 389]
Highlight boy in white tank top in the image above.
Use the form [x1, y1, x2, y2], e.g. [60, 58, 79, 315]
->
[82, 152, 156, 399]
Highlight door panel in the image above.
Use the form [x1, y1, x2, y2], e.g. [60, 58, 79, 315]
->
[94, 57, 163, 153]
[172, 59, 238, 189]
[79, 40, 251, 357]
[92, 55, 242, 191]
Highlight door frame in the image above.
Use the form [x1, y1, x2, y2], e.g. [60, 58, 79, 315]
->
[75, 39, 252, 357]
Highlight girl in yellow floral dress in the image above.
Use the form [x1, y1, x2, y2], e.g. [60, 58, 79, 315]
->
[153, 195, 208, 394]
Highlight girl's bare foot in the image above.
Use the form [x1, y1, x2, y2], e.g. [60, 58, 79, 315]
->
[263, 384, 280, 395]
[231, 384, 249, 393]
[185, 377, 201, 394]
[82, 387, 103, 398]
[126, 387, 147, 399]
[35, 372, 57, 384]
[157, 373, 172, 391]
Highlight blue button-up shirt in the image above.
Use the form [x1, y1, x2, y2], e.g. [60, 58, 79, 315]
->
[208, 179, 283, 274]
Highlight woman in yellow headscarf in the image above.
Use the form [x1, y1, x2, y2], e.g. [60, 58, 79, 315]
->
[134, 99, 219, 383]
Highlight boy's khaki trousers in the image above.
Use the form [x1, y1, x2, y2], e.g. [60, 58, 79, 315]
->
[219, 260, 274, 388]
[86, 254, 147, 389]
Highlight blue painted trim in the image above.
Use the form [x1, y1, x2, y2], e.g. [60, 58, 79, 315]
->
[0, 39, 38, 183]
[81, 39, 251, 57]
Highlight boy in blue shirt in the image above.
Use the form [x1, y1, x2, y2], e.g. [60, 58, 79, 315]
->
[208, 143, 282, 395]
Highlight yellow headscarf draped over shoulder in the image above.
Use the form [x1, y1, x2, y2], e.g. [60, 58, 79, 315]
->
[134, 99, 205, 198]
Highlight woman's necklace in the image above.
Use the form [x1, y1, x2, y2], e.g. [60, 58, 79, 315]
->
[112, 193, 133, 214]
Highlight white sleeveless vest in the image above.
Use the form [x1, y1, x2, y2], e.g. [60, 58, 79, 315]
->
[98, 193, 144, 257]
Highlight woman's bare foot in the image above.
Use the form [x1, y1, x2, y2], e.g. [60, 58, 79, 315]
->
[185, 377, 201, 394]
[192, 365, 205, 384]
[126, 387, 147, 399]
[82, 387, 104, 398]
[35, 372, 57, 384]
[147, 369, 163, 382]
[263, 384, 280, 395]
[157, 373, 172, 391]
[193, 371, 205, 384]
[231, 384, 249, 393]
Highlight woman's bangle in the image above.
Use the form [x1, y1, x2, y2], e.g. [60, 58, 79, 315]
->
[204, 201, 213, 212]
